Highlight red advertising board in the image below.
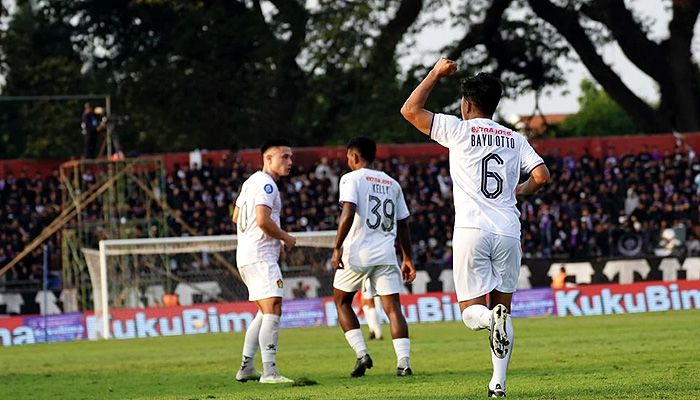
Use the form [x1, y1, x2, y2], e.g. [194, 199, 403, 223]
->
[3, 131, 700, 176]
[3, 282, 695, 346]
[84, 302, 260, 340]
[554, 280, 700, 317]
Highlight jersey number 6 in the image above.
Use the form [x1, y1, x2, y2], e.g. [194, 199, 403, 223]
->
[481, 153, 504, 199]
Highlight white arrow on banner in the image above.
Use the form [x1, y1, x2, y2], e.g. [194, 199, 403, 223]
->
[518, 265, 532, 289]
[548, 262, 594, 284]
[603, 259, 651, 284]
[411, 270, 431, 294]
[439, 269, 454, 293]
[683, 257, 700, 280]
[658, 258, 682, 281]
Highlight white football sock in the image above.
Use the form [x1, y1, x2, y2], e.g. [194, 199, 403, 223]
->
[259, 314, 281, 374]
[344, 328, 368, 358]
[462, 304, 491, 331]
[392, 338, 411, 365]
[490, 315, 514, 390]
[363, 305, 382, 338]
[242, 311, 262, 360]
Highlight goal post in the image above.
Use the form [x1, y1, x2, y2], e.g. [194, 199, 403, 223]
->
[83, 231, 337, 339]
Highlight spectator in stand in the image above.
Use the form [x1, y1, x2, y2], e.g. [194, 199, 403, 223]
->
[1, 144, 698, 289]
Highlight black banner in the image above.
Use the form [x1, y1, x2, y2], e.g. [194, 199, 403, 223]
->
[414, 256, 700, 293]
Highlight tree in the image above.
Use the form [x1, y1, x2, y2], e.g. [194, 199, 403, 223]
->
[442, 0, 699, 134]
[41, 0, 426, 152]
[1, 0, 698, 158]
[47, 0, 306, 152]
[0, 0, 92, 159]
[557, 79, 636, 137]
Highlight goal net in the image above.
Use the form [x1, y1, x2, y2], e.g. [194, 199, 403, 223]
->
[82, 231, 337, 339]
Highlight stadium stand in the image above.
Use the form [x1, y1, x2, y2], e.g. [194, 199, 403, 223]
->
[1, 141, 698, 311]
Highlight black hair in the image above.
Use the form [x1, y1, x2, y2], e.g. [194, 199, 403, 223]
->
[347, 136, 376, 163]
[260, 138, 291, 154]
[460, 72, 502, 116]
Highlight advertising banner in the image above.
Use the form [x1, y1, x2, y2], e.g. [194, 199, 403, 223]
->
[80, 299, 325, 341]
[322, 289, 554, 327]
[0, 315, 34, 347]
[414, 256, 700, 293]
[24, 313, 85, 343]
[281, 298, 325, 328]
[83, 302, 259, 340]
[554, 280, 700, 317]
[6, 281, 695, 346]
[511, 288, 555, 317]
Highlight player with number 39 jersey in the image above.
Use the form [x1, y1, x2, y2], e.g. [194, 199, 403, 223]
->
[338, 169, 410, 268]
[331, 137, 416, 378]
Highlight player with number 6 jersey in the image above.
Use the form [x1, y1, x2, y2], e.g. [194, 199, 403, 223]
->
[331, 137, 417, 378]
[430, 114, 544, 239]
[401, 58, 551, 398]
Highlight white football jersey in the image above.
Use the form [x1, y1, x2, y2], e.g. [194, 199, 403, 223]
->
[431, 114, 544, 239]
[339, 168, 410, 267]
[235, 171, 282, 266]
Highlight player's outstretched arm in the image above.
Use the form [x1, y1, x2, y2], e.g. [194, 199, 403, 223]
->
[397, 218, 416, 283]
[255, 205, 296, 250]
[516, 164, 551, 196]
[332, 202, 357, 270]
[401, 57, 458, 136]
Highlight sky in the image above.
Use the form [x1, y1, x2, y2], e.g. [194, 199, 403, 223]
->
[400, 0, 700, 117]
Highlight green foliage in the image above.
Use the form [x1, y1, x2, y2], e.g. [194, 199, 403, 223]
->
[0, 0, 446, 157]
[53, 0, 303, 153]
[557, 79, 638, 137]
[0, 1, 91, 158]
[1, 311, 698, 399]
[1, 1, 691, 157]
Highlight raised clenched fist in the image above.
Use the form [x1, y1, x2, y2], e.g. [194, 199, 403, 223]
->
[432, 57, 458, 78]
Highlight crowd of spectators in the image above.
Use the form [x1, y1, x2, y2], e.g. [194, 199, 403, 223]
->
[0, 169, 63, 284]
[1, 142, 699, 287]
[522, 143, 700, 259]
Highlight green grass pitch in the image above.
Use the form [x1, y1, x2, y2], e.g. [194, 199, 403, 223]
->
[2, 310, 699, 399]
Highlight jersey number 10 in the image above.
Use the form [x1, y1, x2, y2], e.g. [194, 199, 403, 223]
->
[238, 203, 249, 232]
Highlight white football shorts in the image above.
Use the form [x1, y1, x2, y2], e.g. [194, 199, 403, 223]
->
[334, 263, 402, 296]
[361, 278, 375, 299]
[453, 227, 522, 302]
[238, 261, 284, 301]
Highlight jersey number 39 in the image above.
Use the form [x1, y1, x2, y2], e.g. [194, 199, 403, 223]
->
[366, 195, 395, 232]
